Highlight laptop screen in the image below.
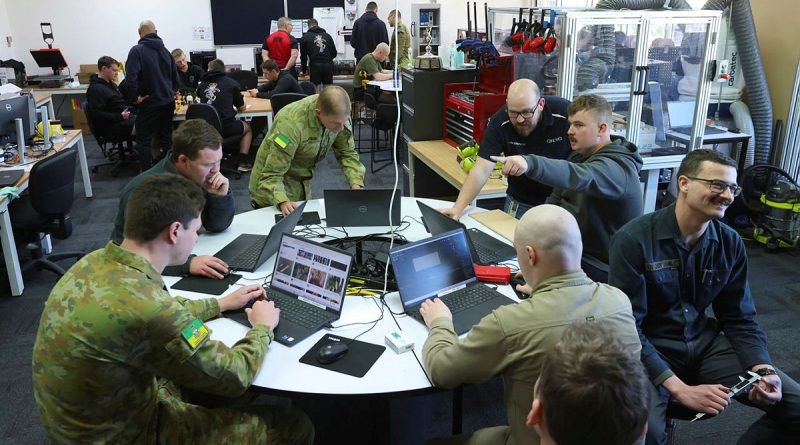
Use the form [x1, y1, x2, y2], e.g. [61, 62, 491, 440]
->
[666, 100, 696, 128]
[270, 234, 353, 311]
[389, 229, 477, 308]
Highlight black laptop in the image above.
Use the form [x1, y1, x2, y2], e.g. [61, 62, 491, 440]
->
[226, 233, 354, 346]
[389, 228, 515, 334]
[214, 201, 307, 272]
[324, 189, 401, 227]
[0, 168, 24, 187]
[416, 201, 517, 265]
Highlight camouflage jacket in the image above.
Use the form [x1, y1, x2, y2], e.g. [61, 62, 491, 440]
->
[389, 22, 411, 69]
[248, 94, 365, 207]
[32, 241, 273, 444]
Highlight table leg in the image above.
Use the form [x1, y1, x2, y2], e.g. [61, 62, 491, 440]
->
[75, 134, 93, 198]
[266, 111, 273, 132]
[408, 152, 416, 197]
[642, 169, 660, 214]
[0, 206, 24, 296]
[46, 99, 55, 124]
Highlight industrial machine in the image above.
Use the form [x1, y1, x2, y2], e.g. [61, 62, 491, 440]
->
[741, 164, 800, 250]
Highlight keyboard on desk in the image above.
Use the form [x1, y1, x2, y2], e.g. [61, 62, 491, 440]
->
[407, 284, 500, 321]
[467, 228, 517, 265]
[214, 234, 267, 272]
[267, 290, 333, 329]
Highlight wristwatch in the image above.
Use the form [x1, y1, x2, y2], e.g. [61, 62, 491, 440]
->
[755, 367, 777, 377]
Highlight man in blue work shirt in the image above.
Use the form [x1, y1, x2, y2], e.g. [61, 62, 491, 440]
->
[609, 149, 800, 445]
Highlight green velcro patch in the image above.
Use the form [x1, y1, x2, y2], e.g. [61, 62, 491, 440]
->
[181, 319, 209, 350]
[274, 133, 290, 149]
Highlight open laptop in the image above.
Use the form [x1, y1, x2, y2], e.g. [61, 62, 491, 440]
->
[389, 228, 515, 334]
[214, 201, 307, 272]
[324, 189, 401, 227]
[417, 201, 517, 265]
[226, 233, 354, 346]
[667, 101, 726, 136]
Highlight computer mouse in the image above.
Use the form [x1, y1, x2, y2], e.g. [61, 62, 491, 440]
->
[510, 276, 530, 300]
[316, 342, 349, 365]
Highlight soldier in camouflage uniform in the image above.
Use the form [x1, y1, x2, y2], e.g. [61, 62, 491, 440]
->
[249, 85, 365, 216]
[388, 10, 411, 69]
[32, 173, 314, 444]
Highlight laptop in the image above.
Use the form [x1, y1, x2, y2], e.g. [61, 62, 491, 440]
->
[324, 189, 401, 227]
[214, 201, 307, 272]
[0, 168, 24, 187]
[226, 233, 355, 346]
[389, 228, 515, 334]
[666, 101, 726, 136]
[416, 201, 517, 265]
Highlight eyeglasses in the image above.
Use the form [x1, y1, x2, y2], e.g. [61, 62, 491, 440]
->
[508, 109, 535, 119]
[686, 176, 742, 197]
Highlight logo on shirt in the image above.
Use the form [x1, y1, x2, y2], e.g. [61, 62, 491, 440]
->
[546, 137, 563, 144]
[202, 83, 220, 104]
[314, 35, 326, 53]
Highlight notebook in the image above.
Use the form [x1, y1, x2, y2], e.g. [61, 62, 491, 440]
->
[389, 228, 515, 334]
[214, 201, 307, 272]
[226, 233, 354, 346]
[324, 189, 401, 227]
[416, 201, 517, 265]
[0, 168, 24, 187]
[667, 101, 726, 135]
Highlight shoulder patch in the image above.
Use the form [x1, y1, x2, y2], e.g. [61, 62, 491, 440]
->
[181, 319, 210, 350]
[274, 133, 290, 149]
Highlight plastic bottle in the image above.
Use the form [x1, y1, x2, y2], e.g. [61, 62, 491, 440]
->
[393, 69, 400, 89]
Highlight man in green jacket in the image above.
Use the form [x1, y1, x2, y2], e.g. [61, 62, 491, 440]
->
[249, 85, 365, 215]
[388, 10, 411, 69]
[32, 173, 314, 444]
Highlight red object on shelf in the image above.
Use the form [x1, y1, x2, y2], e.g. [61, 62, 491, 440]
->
[443, 55, 515, 148]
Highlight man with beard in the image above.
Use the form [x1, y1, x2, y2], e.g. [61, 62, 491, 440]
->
[440, 79, 571, 220]
[608, 149, 800, 445]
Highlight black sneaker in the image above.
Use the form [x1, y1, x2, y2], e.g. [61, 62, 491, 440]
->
[237, 162, 253, 172]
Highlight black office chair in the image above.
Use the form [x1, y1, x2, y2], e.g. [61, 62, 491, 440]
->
[9, 146, 85, 277]
[83, 101, 136, 177]
[364, 92, 400, 173]
[227, 70, 259, 90]
[270, 93, 306, 116]
[299, 80, 317, 95]
[185, 103, 242, 180]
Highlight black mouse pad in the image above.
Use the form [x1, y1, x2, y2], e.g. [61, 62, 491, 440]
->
[171, 274, 242, 296]
[299, 334, 385, 378]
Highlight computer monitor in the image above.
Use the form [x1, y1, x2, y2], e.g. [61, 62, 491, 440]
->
[30, 48, 68, 75]
[0, 94, 36, 144]
[190, 50, 217, 71]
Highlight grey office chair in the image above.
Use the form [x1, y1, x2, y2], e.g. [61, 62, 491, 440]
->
[185, 103, 243, 179]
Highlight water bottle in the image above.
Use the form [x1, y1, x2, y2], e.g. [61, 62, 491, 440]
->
[392, 69, 399, 89]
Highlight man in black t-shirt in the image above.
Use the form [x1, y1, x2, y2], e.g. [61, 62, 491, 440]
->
[171, 48, 204, 95]
[441, 79, 572, 219]
[197, 59, 253, 172]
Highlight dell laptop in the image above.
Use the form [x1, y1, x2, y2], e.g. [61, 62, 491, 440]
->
[324, 189, 401, 227]
[416, 201, 517, 265]
[214, 201, 307, 272]
[389, 228, 515, 334]
[667, 101, 726, 136]
[226, 233, 354, 346]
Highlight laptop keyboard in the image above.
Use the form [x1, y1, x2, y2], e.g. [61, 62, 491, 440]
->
[468, 229, 516, 264]
[267, 290, 333, 329]
[473, 243, 498, 265]
[443, 285, 498, 313]
[215, 234, 267, 271]
[671, 126, 727, 136]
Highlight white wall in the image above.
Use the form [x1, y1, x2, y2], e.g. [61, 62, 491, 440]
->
[0, 0, 17, 61]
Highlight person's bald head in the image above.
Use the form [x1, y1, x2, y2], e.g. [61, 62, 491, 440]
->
[506, 79, 543, 137]
[138, 20, 156, 37]
[507, 78, 541, 105]
[514, 205, 583, 285]
[373, 42, 390, 62]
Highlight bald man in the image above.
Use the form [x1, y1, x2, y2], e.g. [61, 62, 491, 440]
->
[122, 19, 180, 170]
[353, 42, 392, 101]
[441, 79, 572, 221]
[420, 205, 641, 445]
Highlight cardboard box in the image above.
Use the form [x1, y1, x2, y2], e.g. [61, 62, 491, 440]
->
[77, 64, 96, 84]
[71, 108, 91, 135]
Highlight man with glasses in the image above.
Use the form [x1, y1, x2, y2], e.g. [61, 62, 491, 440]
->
[441, 79, 572, 220]
[608, 149, 800, 444]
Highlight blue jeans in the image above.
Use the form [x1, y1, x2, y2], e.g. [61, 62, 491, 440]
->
[503, 195, 533, 219]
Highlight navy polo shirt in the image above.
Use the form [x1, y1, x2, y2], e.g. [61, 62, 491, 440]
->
[477, 96, 572, 206]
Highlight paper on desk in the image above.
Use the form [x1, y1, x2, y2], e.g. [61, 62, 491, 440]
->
[469, 210, 518, 242]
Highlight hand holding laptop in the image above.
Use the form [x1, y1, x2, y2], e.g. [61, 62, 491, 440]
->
[189, 255, 229, 279]
[420, 298, 453, 328]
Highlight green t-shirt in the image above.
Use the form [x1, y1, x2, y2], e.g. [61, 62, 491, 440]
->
[354, 53, 383, 89]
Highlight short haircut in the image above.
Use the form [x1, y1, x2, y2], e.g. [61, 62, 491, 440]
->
[207, 58, 225, 73]
[366, 2, 378, 11]
[170, 119, 222, 162]
[677, 148, 737, 178]
[262, 59, 279, 72]
[536, 322, 649, 445]
[277, 17, 292, 29]
[389, 9, 401, 18]
[317, 85, 351, 116]
[97, 56, 119, 71]
[567, 93, 612, 126]
[171, 48, 185, 60]
[123, 173, 206, 243]
[307, 18, 318, 28]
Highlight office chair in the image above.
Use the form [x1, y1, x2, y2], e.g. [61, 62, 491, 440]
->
[9, 146, 85, 276]
[270, 93, 306, 116]
[83, 101, 136, 177]
[364, 92, 400, 173]
[299, 80, 317, 95]
[227, 70, 259, 90]
[185, 103, 243, 180]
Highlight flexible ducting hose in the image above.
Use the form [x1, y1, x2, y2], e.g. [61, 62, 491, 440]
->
[703, 0, 771, 165]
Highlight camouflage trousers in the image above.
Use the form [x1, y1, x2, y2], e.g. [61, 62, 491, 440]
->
[156, 379, 314, 445]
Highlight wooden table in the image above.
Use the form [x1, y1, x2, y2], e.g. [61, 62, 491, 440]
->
[174, 93, 274, 128]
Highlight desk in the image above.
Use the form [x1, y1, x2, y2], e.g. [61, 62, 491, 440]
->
[666, 129, 752, 172]
[27, 84, 89, 95]
[406, 140, 506, 207]
[368, 79, 402, 92]
[162, 197, 517, 396]
[0, 130, 92, 296]
[174, 94, 275, 129]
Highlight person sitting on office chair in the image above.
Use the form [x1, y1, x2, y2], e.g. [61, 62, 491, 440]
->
[34, 173, 314, 445]
[197, 58, 253, 172]
[352, 42, 392, 101]
[527, 322, 650, 445]
[420, 204, 641, 445]
[111, 119, 234, 279]
[247, 60, 303, 99]
[86, 56, 135, 140]
[171, 48, 204, 95]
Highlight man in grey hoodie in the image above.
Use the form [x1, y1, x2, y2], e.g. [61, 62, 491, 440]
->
[493, 93, 643, 283]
